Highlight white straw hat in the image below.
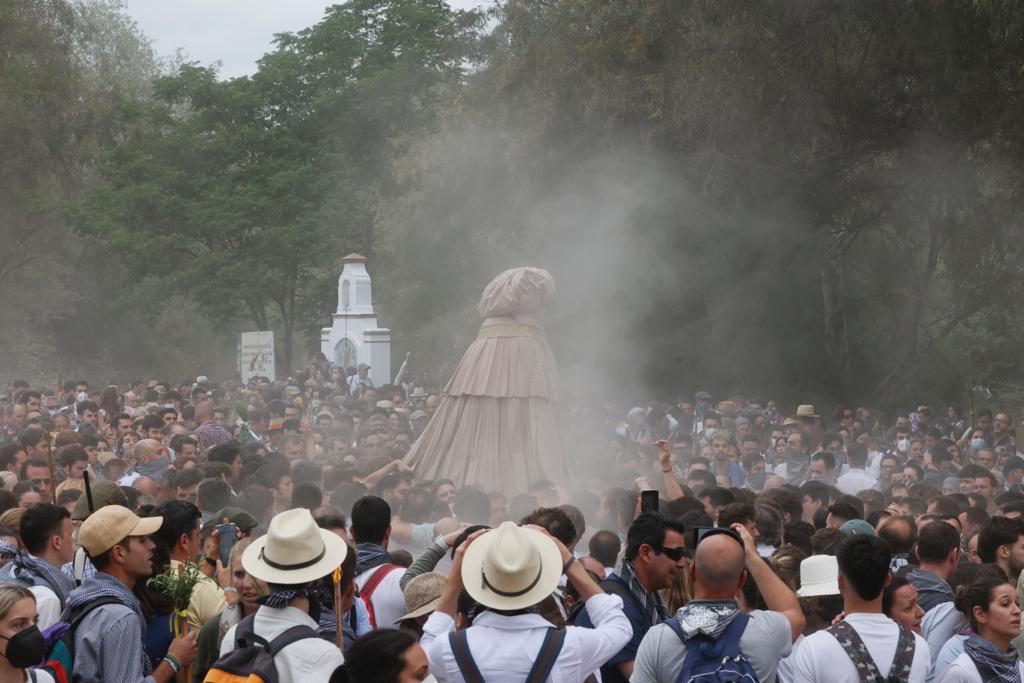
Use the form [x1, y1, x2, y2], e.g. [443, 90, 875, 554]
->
[795, 554, 840, 597]
[461, 522, 562, 611]
[243, 508, 348, 585]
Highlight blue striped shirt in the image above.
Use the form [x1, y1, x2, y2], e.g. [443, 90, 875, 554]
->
[66, 572, 156, 683]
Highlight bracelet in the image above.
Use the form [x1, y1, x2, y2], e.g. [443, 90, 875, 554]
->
[163, 654, 181, 673]
[222, 587, 237, 593]
[562, 556, 576, 574]
[661, 467, 673, 473]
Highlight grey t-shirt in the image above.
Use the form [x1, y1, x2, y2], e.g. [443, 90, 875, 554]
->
[631, 610, 792, 683]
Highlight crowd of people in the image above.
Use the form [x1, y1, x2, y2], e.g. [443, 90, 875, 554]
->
[1, 368, 1024, 682]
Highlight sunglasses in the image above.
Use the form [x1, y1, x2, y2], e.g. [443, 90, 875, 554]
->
[652, 544, 687, 561]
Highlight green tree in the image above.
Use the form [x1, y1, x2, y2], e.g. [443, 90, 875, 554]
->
[76, 0, 482, 373]
[0, 0, 163, 380]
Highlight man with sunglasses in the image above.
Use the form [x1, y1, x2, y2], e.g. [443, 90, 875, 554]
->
[632, 523, 804, 683]
[572, 512, 686, 683]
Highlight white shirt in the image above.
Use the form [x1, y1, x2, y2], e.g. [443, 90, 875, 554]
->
[789, 613, 931, 683]
[835, 468, 880, 495]
[776, 633, 804, 682]
[30, 584, 60, 630]
[422, 593, 631, 682]
[355, 565, 406, 628]
[221, 605, 344, 683]
[938, 651, 1024, 682]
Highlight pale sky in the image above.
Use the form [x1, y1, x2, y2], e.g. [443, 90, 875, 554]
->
[122, 0, 489, 79]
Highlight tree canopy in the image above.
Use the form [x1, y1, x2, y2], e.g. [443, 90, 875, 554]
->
[6, 0, 1024, 410]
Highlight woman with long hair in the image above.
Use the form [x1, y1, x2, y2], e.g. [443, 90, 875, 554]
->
[938, 571, 1024, 682]
[0, 584, 55, 682]
[194, 538, 265, 681]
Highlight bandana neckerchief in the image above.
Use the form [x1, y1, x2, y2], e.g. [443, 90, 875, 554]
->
[673, 599, 741, 640]
[259, 587, 322, 623]
[355, 542, 392, 575]
[618, 559, 668, 625]
[10, 551, 76, 608]
[784, 446, 809, 485]
[964, 634, 1022, 683]
[906, 567, 954, 612]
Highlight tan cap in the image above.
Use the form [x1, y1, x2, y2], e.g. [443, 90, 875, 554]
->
[78, 505, 163, 556]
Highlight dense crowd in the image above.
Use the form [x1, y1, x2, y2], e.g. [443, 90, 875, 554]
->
[1, 367, 1023, 682]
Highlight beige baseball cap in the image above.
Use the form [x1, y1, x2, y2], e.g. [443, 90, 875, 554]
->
[78, 505, 163, 556]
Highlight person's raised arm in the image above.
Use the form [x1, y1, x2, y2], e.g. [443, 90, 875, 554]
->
[730, 523, 805, 642]
[656, 440, 686, 501]
[357, 458, 402, 489]
[435, 529, 485, 619]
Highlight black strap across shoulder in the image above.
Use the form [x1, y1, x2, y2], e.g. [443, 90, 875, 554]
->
[449, 630, 485, 683]
[525, 628, 567, 683]
[234, 613, 318, 654]
[449, 627, 567, 683]
[66, 596, 123, 628]
[266, 625, 321, 656]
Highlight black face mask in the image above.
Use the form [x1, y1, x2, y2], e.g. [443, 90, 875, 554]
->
[0, 624, 45, 668]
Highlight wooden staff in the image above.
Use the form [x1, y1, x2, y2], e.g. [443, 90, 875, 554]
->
[333, 566, 343, 651]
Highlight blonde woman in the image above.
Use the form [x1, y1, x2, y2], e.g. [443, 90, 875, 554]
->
[0, 584, 55, 682]
[194, 538, 266, 680]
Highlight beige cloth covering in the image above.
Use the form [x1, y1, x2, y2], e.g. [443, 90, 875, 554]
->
[404, 267, 572, 498]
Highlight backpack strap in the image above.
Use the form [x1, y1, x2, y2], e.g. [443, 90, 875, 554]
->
[265, 625, 320, 657]
[72, 548, 88, 587]
[664, 616, 686, 643]
[827, 620, 883, 683]
[886, 625, 916, 683]
[233, 613, 269, 649]
[525, 629, 567, 683]
[359, 564, 401, 628]
[64, 596, 123, 628]
[361, 564, 400, 598]
[448, 630, 485, 683]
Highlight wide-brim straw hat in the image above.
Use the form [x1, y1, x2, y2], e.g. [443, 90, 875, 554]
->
[461, 522, 562, 611]
[395, 572, 445, 623]
[243, 508, 348, 585]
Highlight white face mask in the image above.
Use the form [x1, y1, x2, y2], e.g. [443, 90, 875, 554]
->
[704, 427, 718, 440]
[897, 438, 910, 453]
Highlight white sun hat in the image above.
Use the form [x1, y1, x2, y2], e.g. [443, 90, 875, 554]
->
[243, 508, 348, 585]
[460, 521, 563, 611]
[795, 554, 841, 597]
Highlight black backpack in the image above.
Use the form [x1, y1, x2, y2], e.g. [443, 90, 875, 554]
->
[203, 613, 320, 683]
